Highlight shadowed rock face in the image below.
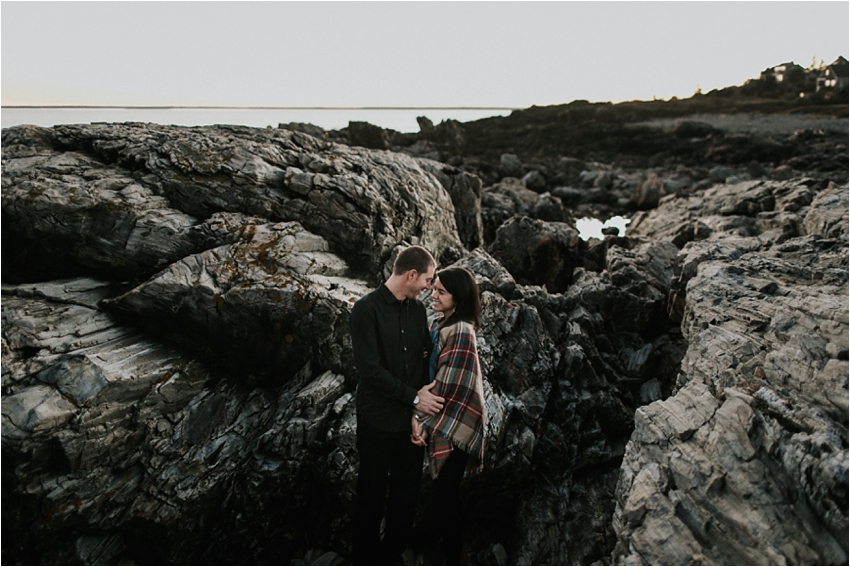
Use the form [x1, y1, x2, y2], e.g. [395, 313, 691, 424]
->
[488, 216, 585, 294]
[103, 217, 368, 383]
[2, 123, 463, 283]
[2, 122, 847, 566]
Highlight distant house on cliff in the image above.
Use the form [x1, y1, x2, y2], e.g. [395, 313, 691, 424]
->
[764, 61, 805, 84]
[756, 61, 810, 95]
[816, 56, 849, 92]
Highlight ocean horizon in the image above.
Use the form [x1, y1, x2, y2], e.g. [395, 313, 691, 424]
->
[1, 106, 518, 134]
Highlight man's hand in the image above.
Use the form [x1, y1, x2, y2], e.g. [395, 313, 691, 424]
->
[410, 416, 428, 446]
[415, 381, 444, 416]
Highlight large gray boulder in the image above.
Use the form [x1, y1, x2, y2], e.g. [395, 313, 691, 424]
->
[612, 182, 849, 565]
[627, 178, 838, 248]
[104, 217, 369, 383]
[1, 122, 466, 562]
[2, 278, 357, 565]
[2, 122, 463, 282]
[416, 158, 485, 250]
[488, 216, 585, 293]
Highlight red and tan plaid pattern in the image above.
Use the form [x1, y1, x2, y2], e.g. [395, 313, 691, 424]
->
[422, 320, 486, 478]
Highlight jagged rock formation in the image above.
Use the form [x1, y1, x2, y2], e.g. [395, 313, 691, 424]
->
[103, 217, 368, 383]
[327, 100, 848, 225]
[416, 158, 485, 251]
[2, 121, 847, 566]
[2, 123, 463, 284]
[1, 122, 652, 565]
[488, 216, 585, 293]
[613, 181, 848, 565]
[2, 278, 358, 565]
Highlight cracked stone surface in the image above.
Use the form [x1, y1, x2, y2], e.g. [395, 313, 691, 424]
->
[2, 123, 847, 565]
[612, 182, 848, 566]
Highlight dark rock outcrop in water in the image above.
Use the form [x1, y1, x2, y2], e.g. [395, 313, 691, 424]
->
[2, 116, 847, 566]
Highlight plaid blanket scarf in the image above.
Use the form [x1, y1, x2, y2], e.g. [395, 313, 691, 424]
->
[421, 319, 486, 478]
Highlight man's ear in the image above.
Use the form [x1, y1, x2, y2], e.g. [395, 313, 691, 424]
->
[407, 269, 419, 282]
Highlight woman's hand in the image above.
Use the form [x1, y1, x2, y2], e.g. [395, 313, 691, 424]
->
[410, 415, 428, 447]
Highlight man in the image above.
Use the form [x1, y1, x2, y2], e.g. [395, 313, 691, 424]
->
[349, 245, 445, 565]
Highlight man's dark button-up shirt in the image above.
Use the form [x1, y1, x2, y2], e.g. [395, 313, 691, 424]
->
[350, 283, 431, 432]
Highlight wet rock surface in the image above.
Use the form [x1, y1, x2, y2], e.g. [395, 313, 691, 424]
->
[2, 115, 848, 566]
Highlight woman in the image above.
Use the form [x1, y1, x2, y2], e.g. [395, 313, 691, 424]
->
[411, 267, 486, 564]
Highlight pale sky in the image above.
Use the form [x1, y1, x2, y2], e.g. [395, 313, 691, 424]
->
[2, 1, 848, 108]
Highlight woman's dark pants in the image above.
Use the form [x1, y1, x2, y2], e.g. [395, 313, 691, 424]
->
[415, 447, 469, 564]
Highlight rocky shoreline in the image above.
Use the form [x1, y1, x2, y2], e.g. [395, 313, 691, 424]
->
[2, 100, 848, 565]
[309, 99, 848, 227]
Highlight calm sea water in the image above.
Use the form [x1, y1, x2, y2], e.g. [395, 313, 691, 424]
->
[576, 216, 630, 240]
[1, 107, 514, 134]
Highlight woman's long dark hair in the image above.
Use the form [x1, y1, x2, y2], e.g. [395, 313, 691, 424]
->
[436, 267, 481, 330]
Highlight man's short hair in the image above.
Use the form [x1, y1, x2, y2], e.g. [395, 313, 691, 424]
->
[392, 245, 435, 275]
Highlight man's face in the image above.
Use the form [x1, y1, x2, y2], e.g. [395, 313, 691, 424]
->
[406, 265, 435, 299]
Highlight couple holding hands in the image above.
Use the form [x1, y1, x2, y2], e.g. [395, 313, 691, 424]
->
[349, 246, 486, 565]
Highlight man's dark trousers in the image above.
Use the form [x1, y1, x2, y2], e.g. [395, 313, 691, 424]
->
[352, 419, 424, 566]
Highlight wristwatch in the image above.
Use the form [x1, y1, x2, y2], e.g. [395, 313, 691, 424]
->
[413, 395, 420, 407]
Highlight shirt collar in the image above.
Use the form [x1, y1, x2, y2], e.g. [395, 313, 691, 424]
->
[378, 282, 404, 304]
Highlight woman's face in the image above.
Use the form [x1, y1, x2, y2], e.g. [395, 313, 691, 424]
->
[431, 278, 455, 315]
